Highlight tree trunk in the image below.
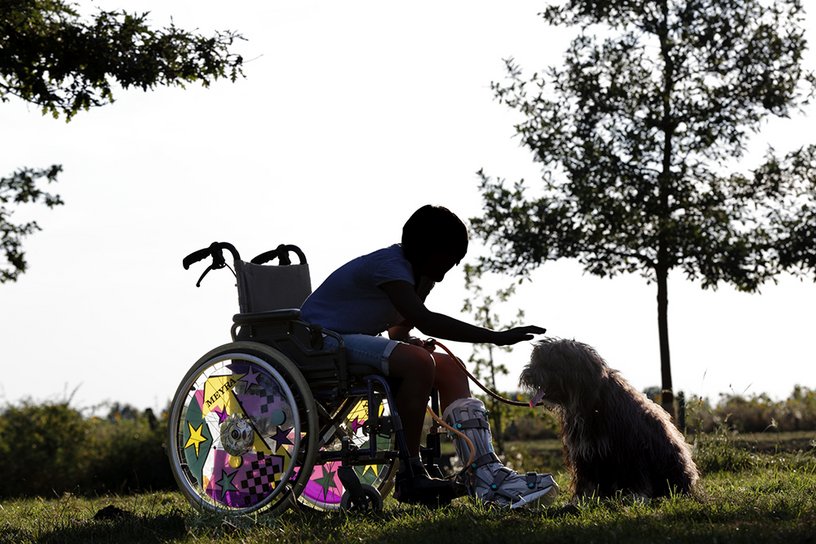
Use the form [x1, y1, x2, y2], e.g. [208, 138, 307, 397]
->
[656, 265, 675, 418]
[656, 0, 676, 420]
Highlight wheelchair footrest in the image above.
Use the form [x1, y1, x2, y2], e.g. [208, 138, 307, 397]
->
[337, 466, 365, 501]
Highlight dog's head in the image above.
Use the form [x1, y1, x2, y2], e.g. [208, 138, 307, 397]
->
[520, 337, 610, 410]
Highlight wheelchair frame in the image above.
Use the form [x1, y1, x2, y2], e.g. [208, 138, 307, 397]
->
[167, 242, 445, 515]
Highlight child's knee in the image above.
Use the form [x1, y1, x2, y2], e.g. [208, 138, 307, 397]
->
[433, 353, 466, 380]
[390, 344, 436, 385]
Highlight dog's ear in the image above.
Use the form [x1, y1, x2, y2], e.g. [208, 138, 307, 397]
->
[577, 377, 603, 411]
[567, 341, 609, 411]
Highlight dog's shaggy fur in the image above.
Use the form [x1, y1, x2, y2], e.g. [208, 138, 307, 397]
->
[519, 338, 699, 499]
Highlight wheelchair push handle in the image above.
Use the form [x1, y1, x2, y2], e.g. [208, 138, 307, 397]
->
[251, 244, 307, 266]
[182, 247, 212, 270]
[182, 242, 240, 287]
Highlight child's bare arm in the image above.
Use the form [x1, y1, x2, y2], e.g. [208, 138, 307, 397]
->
[380, 281, 544, 346]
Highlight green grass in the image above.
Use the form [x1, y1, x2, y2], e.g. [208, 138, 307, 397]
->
[2, 435, 815, 544]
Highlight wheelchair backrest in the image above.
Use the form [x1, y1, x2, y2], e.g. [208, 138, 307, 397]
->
[235, 244, 311, 313]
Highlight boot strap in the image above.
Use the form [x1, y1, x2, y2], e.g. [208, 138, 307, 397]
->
[450, 417, 489, 431]
[525, 472, 538, 489]
[483, 467, 514, 502]
[469, 452, 500, 470]
[482, 470, 543, 501]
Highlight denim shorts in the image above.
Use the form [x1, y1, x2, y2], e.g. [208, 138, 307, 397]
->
[323, 333, 398, 375]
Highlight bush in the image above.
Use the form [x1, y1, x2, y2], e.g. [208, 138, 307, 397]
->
[80, 407, 174, 494]
[498, 386, 816, 442]
[684, 386, 816, 434]
[0, 401, 173, 499]
[3, 384, 815, 499]
[473, 393, 561, 444]
[0, 401, 89, 497]
[501, 408, 560, 441]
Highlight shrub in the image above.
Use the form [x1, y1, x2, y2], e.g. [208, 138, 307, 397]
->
[3, 384, 816, 499]
[0, 401, 89, 497]
[675, 386, 816, 434]
[80, 407, 174, 494]
[0, 401, 173, 499]
[474, 393, 561, 443]
[780, 385, 816, 430]
[501, 409, 560, 441]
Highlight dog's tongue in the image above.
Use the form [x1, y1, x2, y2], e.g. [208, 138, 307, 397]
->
[529, 389, 547, 408]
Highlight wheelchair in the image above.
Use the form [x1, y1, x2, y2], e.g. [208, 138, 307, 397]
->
[167, 242, 450, 515]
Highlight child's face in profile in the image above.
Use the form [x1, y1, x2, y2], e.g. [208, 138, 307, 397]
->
[417, 252, 460, 282]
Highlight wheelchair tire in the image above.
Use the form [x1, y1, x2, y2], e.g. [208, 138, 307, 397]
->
[340, 484, 383, 513]
[167, 341, 318, 516]
[296, 396, 398, 512]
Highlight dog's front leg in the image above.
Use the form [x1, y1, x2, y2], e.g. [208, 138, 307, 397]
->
[571, 455, 605, 499]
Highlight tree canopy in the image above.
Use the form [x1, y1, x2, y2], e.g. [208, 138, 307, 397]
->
[471, 0, 816, 413]
[1, 0, 243, 119]
[1, 0, 244, 282]
[0, 166, 62, 283]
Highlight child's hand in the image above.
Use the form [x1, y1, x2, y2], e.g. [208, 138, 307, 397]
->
[405, 336, 437, 352]
[494, 326, 546, 346]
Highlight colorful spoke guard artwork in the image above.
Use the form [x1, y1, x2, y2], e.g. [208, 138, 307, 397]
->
[181, 359, 299, 509]
[297, 399, 394, 510]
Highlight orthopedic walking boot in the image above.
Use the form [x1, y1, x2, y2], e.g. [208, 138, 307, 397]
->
[443, 398, 558, 509]
[393, 457, 459, 507]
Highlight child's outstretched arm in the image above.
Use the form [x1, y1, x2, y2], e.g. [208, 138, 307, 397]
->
[380, 281, 544, 346]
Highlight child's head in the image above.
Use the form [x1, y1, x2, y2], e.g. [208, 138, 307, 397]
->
[401, 205, 468, 281]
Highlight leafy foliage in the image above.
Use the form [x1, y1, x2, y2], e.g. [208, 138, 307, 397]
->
[0, 0, 244, 282]
[0, 401, 88, 497]
[0, 387, 815, 506]
[461, 268, 527, 452]
[686, 385, 816, 434]
[0, 0, 244, 119]
[0, 401, 172, 498]
[0, 166, 64, 282]
[471, 0, 816, 412]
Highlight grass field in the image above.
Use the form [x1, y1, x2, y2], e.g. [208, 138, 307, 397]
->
[1, 432, 814, 544]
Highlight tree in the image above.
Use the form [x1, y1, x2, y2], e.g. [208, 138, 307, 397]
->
[1, 166, 62, 282]
[1, 0, 244, 282]
[470, 0, 816, 415]
[462, 266, 525, 453]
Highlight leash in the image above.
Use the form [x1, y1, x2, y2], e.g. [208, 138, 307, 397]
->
[433, 340, 536, 408]
[425, 406, 476, 473]
[421, 339, 536, 476]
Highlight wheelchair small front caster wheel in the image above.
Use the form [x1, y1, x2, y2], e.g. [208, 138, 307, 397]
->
[340, 484, 383, 513]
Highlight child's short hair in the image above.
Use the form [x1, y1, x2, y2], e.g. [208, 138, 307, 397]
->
[401, 205, 468, 262]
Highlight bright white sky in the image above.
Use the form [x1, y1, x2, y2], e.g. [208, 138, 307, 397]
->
[1, 1, 814, 413]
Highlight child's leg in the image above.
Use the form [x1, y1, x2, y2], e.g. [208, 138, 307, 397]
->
[430, 352, 470, 414]
[388, 344, 467, 505]
[387, 343, 436, 457]
[444, 398, 558, 508]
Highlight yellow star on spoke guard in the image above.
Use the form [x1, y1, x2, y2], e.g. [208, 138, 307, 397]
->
[360, 463, 380, 478]
[185, 422, 208, 458]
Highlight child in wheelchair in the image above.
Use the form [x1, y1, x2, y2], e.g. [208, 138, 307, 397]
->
[300, 205, 557, 508]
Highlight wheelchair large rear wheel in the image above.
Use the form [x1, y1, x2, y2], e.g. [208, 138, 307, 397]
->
[296, 395, 398, 511]
[168, 342, 317, 515]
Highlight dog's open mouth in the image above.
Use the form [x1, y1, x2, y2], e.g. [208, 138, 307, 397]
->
[529, 389, 547, 408]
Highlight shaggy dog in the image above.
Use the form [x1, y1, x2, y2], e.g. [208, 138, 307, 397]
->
[519, 338, 699, 499]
